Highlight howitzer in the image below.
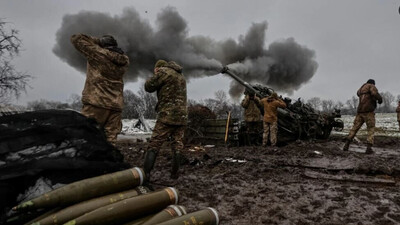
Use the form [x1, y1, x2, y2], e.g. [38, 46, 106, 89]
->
[221, 66, 343, 142]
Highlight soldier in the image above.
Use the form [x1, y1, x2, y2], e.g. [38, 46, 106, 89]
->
[396, 100, 400, 131]
[143, 60, 187, 181]
[343, 79, 382, 154]
[241, 91, 262, 145]
[71, 33, 129, 146]
[260, 92, 287, 148]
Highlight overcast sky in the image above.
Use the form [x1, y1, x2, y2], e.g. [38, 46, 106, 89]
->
[1, 0, 400, 105]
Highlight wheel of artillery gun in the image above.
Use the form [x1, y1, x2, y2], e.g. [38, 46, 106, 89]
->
[304, 121, 318, 139]
[333, 119, 344, 132]
[277, 118, 302, 142]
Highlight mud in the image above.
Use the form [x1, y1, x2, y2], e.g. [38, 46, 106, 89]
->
[117, 135, 400, 225]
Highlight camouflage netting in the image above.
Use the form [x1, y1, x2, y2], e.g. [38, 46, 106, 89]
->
[0, 109, 129, 223]
[187, 105, 216, 127]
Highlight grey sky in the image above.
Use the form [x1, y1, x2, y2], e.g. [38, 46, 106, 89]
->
[1, 0, 399, 105]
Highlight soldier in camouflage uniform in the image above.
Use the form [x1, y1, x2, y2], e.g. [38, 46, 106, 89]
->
[343, 79, 382, 154]
[396, 101, 400, 131]
[143, 60, 187, 181]
[241, 92, 262, 145]
[260, 92, 286, 148]
[71, 34, 129, 146]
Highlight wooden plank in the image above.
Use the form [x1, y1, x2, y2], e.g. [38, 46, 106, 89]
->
[203, 127, 237, 133]
[303, 170, 396, 186]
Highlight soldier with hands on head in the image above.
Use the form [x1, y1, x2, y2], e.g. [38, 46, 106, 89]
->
[71, 33, 129, 146]
[260, 92, 286, 148]
[241, 90, 262, 145]
[143, 60, 187, 182]
[396, 100, 400, 131]
[343, 79, 382, 154]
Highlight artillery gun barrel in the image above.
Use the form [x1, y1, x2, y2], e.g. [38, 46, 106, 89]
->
[221, 66, 264, 98]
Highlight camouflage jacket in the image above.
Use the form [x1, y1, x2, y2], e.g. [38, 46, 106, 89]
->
[260, 97, 287, 123]
[71, 34, 129, 111]
[356, 83, 382, 113]
[145, 61, 187, 125]
[241, 95, 262, 122]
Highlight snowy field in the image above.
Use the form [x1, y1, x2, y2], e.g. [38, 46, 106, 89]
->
[333, 113, 400, 137]
[119, 113, 400, 140]
[121, 119, 156, 135]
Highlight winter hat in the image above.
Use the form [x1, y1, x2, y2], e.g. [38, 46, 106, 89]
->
[367, 79, 375, 85]
[155, 60, 168, 69]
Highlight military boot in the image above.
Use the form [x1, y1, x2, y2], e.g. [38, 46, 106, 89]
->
[171, 151, 181, 179]
[365, 143, 374, 154]
[143, 149, 158, 187]
[343, 139, 351, 151]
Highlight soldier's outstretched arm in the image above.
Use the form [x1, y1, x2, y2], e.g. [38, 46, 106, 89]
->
[254, 96, 262, 108]
[144, 69, 167, 93]
[278, 99, 287, 108]
[70, 33, 104, 61]
[370, 86, 383, 104]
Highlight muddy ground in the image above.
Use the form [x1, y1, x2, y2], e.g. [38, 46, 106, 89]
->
[117, 135, 400, 225]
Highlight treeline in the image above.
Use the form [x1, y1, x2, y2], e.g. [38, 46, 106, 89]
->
[123, 89, 243, 119]
[8, 89, 244, 120]
[306, 91, 400, 115]
[4, 90, 400, 118]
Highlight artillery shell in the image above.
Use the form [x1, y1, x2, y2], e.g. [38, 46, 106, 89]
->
[155, 207, 219, 225]
[30, 186, 150, 225]
[132, 205, 187, 225]
[122, 205, 186, 225]
[13, 167, 145, 211]
[121, 215, 153, 225]
[64, 187, 179, 225]
[24, 208, 61, 225]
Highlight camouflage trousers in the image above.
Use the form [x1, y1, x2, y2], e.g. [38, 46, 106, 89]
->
[347, 112, 375, 145]
[147, 121, 186, 154]
[245, 121, 262, 146]
[263, 121, 278, 146]
[81, 104, 122, 146]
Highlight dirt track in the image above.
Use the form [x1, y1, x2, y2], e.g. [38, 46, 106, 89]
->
[117, 135, 400, 225]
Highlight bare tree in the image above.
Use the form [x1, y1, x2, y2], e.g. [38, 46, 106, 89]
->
[187, 99, 198, 106]
[213, 90, 230, 118]
[201, 98, 219, 115]
[306, 97, 321, 111]
[137, 87, 157, 119]
[334, 100, 344, 111]
[345, 96, 358, 115]
[0, 19, 31, 104]
[229, 102, 244, 119]
[27, 99, 69, 110]
[378, 91, 395, 113]
[122, 90, 140, 119]
[67, 93, 82, 111]
[321, 99, 334, 113]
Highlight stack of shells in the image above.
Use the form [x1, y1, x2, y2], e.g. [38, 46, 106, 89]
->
[8, 167, 219, 225]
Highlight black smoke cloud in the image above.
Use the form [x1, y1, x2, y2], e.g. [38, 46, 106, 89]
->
[53, 7, 318, 98]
